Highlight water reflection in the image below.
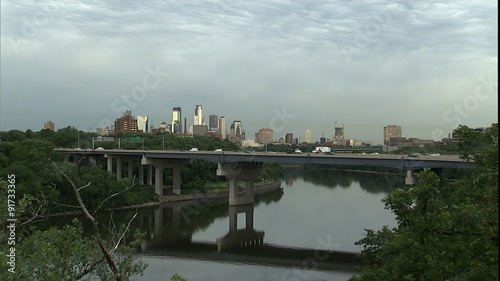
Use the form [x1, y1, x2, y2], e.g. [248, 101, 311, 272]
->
[137, 189, 283, 253]
[284, 165, 403, 194]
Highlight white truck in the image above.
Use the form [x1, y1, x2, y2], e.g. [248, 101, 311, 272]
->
[312, 147, 331, 153]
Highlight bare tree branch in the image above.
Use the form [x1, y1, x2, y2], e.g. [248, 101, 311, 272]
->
[92, 178, 136, 215]
[52, 161, 123, 281]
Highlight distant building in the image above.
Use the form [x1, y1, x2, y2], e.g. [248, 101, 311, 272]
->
[334, 126, 345, 145]
[255, 128, 273, 144]
[114, 111, 138, 133]
[96, 127, 110, 136]
[193, 125, 208, 136]
[241, 139, 260, 148]
[194, 105, 205, 126]
[209, 114, 218, 132]
[172, 107, 182, 134]
[285, 133, 294, 144]
[44, 121, 55, 131]
[219, 116, 227, 139]
[159, 122, 168, 133]
[137, 116, 149, 133]
[304, 130, 312, 143]
[384, 125, 402, 145]
[233, 121, 243, 140]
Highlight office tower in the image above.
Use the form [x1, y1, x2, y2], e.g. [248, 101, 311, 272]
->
[194, 105, 205, 126]
[304, 130, 312, 143]
[233, 121, 243, 139]
[334, 124, 345, 145]
[209, 114, 218, 132]
[384, 125, 402, 145]
[137, 116, 149, 133]
[172, 107, 182, 134]
[114, 110, 138, 133]
[44, 121, 55, 131]
[219, 116, 227, 139]
[255, 128, 273, 144]
[285, 133, 293, 144]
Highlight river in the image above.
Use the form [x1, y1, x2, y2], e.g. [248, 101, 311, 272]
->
[132, 166, 401, 281]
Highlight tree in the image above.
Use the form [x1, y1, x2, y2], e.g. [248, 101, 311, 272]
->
[350, 124, 498, 281]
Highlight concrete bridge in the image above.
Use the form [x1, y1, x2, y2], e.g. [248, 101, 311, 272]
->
[54, 148, 474, 205]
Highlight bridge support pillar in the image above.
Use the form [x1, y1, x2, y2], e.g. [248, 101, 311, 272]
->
[139, 164, 144, 185]
[142, 157, 192, 196]
[172, 165, 182, 195]
[128, 159, 133, 180]
[405, 169, 417, 185]
[116, 158, 122, 180]
[106, 156, 113, 173]
[148, 165, 153, 185]
[217, 162, 264, 206]
[154, 165, 164, 196]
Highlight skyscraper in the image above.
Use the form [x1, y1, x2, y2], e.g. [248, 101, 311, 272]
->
[137, 116, 149, 133]
[334, 125, 345, 144]
[233, 121, 243, 140]
[209, 114, 218, 132]
[304, 130, 312, 143]
[172, 107, 182, 134]
[194, 105, 205, 126]
[219, 116, 227, 139]
[285, 133, 293, 144]
[384, 125, 402, 145]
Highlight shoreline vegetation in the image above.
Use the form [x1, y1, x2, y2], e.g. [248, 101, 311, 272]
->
[18, 180, 283, 220]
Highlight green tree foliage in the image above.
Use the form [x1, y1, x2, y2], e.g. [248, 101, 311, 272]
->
[350, 124, 498, 281]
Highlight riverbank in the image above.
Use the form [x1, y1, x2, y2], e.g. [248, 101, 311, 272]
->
[156, 180, 282, 204]
[25, 181, 283, 219]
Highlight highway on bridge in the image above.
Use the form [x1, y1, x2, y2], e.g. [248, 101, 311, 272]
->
[54, 149, 474, 170]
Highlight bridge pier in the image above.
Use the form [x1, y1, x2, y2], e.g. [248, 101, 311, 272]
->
[116, 158, 122, 180]
[138, 164, 144, 185]
[217, 162, 264, 206]
[405, 169, 417, 185]
[141, 157, 192, 196]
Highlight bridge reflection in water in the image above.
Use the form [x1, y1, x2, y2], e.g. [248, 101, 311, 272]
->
[135, 197, 360, 272]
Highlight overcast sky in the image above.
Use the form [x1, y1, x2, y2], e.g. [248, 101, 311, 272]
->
[1, 0, 497, 144]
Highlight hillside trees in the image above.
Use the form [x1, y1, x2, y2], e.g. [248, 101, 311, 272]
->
[350, 124, 498, 281]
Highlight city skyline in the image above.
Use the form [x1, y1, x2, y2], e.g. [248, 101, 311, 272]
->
[1, 1, 497, 143]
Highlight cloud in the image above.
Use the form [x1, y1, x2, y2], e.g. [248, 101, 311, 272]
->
[1, 0, 497, 143]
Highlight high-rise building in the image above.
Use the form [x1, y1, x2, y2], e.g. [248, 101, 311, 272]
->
[229, 123, 235, 140]
[172, 107, 182, 134]
[209, 114, 218, 132]
[44, 121, 55, 131]
[194, 105, 205, 126]
[219, 116, 227, 139]
[304, 130, 312, 143]
[384, 125, 402, 145]
[334, 125, 345, 145]
[114, 110, 138, 133]
[233, 121, 243, 140]
[285, 133, 293, 144]
[137, 116, 149, 133]
[255, 128, 273, 144]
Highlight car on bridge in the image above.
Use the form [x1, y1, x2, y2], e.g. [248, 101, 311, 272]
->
[189, 148, 199, 152]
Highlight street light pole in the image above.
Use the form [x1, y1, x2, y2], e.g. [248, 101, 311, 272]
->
[162, 132, 165, 150]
